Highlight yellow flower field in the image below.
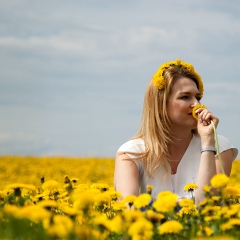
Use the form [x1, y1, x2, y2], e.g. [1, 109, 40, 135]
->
[0, 156, 115, 188]
[0, 156, 240, 240]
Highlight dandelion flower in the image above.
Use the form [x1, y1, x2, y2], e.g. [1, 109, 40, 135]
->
[42, 180, 59, 191]
[90, 183, 109, 192]
[147, 185, 153, 194]
[184, 183, 198, 192]
[133, 193, 152, 209]
[73, 191, 94, 211]
[43, 215, 74, 239]
[93, 214, 111, 231]
[192, 104, 207, 120]
[222, 186, 240, 199]
[112, 201, 127, 211]
[93, 191, 112, 208]
[211, 174, 229, 189]
[109, 215, 123, 234]
[203, 226, 214, 237]
[203, 185, 211, 193]
[128, 218, 153, 240]
[159, 220, 183, 235]
[146, 210, 165, 223]
[153, 192, 177, 213]
[122, 195, 137, 208]
[122, 209, 145, 224]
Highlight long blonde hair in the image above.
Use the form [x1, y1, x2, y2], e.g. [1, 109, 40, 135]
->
[133, 66, 201, 177]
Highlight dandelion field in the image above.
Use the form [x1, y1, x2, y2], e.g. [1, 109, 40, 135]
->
[0, 156, 240, 240]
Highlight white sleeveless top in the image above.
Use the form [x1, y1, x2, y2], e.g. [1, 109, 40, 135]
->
[117, 134, 238, 200]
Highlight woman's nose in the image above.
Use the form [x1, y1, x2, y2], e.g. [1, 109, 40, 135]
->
[191, 100, 199, 107]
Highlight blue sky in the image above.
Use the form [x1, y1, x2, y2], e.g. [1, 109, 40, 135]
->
[0, 0, 239, 157]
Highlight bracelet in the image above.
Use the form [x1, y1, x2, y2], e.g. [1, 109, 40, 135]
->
[201, 146, 216, 155]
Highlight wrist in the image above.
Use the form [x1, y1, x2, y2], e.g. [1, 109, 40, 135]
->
[201, 136, 215, 147]
[201, 146, 216, 155]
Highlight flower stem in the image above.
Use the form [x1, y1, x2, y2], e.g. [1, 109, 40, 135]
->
[211, 120, 225, 174]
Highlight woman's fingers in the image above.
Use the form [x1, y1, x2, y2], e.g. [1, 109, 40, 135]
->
[197, 108, 219, 127]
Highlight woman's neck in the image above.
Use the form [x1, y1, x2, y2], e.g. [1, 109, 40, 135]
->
[168, 130, 193, 155]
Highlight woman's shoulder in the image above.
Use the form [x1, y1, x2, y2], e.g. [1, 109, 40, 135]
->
[217, 134, 238, 159]
[117, 138, 145, 154]
[194, 133, 238, 160]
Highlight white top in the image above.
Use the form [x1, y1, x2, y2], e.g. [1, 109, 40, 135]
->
[117, 134, 238, 200]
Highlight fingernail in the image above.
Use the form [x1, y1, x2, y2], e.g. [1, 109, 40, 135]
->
[195, 109, 199, 113]
[199, 119, 203, 123]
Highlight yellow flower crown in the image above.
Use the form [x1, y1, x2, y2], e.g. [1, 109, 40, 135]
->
[153, 59, 204, 98]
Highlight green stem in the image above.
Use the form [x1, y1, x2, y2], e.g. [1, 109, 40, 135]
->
[211, 120, 225, 174]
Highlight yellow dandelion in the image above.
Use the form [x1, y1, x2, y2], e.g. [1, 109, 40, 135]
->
[43, 214, 74, 239]
[93, 214, 111, 231]
[159, 220, 183, 235]
[147, 185, 153, 194]
[60, 205, 78, 216]
[107, 190, 121, 201]
[6, 183, 36, 191]
[179, 198, 195, 207]
[157, 190, 173, 199]
[211, 174, 229, 189]
[38, 200, 58, 209]
[198, 198, 212, 208]
[128, 218, 153, 240]
[3, 204, 21, 217]
[146, 209, 165, 223]
[201, 205, 220, 215]
[112, 201, 127, 212]
[70, 178, 79, 183]
[122, 209, 145, 224]
[179, 205, 197, 215]
[75, 184, 90, 192]
[203, 185, 211, 193]
[203, 226, 214, 237]
[222, 186, 240, 199]
[73, 191, 94, 212]
[230, 218, 240, 226]
[75, 225, 101, 240]
[19, 205, 51, 222]
[192, 104, 207, 120]
[153, 192, 177, 213]
[94, 191, 112, 207]
[42, 180, 59, 191]
[122, 195, 137, 208]
[133, 193, 152, 209]
[204, 215, 220, 221]
[211, 195, 220, 202]
[184, 183, 198, 192]
[109, 215, 123, 234]
[90, 183, 109, 192]
[220, 221, 233, 231]
[220, 206, 237, 218]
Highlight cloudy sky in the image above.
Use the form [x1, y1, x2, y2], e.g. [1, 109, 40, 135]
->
[0, 0, 239, 158]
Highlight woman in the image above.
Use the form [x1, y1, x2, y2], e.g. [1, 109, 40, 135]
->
[114, 59, 238, 204]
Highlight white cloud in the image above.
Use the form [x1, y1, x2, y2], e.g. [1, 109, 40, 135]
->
[0, 0, 239, 157]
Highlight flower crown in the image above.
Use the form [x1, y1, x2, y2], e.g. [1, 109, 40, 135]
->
[153, 59, 204, 98]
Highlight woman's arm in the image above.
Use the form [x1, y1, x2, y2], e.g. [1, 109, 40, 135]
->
[195, 149, 233, 204]
[215, 149, 233, 175]
[193, 107, 216, 203]
[114, 153, 140, 199]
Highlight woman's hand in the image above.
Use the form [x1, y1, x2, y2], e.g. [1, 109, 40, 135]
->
[195, 108, 219, 145]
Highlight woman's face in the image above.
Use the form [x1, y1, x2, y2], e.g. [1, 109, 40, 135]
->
[167, 77, 201, 130]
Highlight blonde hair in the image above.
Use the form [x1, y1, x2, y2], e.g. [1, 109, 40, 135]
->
[132, 65, 201, 177]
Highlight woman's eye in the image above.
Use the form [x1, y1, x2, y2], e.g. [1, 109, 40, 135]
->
[181, 96, 188, 99]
